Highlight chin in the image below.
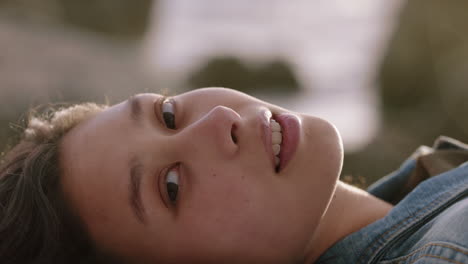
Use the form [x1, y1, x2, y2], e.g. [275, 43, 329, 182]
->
[302, 115, 343, 180]
[327, 120, 344, 173]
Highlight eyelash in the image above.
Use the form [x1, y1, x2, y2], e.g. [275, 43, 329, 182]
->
[160, 97, 176, 129]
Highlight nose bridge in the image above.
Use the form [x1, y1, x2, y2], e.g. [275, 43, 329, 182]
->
[176, 105, 240, 158]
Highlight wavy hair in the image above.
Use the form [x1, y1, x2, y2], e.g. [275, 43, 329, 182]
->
[0, 103, 119, 264]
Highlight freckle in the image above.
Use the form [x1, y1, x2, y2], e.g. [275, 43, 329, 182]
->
[212, 174, 217, 177]
[241, 175, 245, 180]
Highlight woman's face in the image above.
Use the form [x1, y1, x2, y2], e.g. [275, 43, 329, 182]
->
[61, 88, 343, 264]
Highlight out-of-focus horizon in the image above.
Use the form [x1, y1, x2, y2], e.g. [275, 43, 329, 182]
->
[1, 0, 468, 185]
[143, 0, 403, 152]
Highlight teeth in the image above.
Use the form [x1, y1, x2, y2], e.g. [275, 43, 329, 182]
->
[270, 120, 281, 132]
[272, 144, 281, 155]
[270, 118, 283, 169]
[272, 132, 282, 144]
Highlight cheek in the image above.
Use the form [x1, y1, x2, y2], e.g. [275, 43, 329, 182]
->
[184, 169, 261, 231]
[180, 170, 261, 241]
[175, 169, 309, 262]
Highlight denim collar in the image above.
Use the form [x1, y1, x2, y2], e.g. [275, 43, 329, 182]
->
[316, 137, 468, 264]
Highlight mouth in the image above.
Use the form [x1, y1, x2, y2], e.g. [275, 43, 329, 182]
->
[275, 113, 301, 172]
[262, 111, 301, 173]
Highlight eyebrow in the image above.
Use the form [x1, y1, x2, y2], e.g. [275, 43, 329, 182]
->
[129, 157, 146, 224]
[126, 96, 147, 224]
[128, 95, 143, 123]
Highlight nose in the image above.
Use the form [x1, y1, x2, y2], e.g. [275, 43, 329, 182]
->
[177, 105, 241, 157]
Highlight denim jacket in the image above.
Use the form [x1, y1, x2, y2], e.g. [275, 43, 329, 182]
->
[317, 136, 468, 264]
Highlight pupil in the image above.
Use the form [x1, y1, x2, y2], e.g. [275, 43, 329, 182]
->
[167, 182, 178, 202]
[163, 112, 176, 129]
[231, 132, 237, 143]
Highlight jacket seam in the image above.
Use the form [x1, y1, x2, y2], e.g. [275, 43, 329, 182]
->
[382, 243, 468, 263]
[358, 192, 449, 263]
[407, 254, 465, 264]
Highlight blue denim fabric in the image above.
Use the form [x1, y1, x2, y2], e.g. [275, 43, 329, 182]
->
[316, 137, 468, 264]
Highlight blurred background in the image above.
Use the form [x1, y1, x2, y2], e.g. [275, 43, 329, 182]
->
[1, 0, 467, 186]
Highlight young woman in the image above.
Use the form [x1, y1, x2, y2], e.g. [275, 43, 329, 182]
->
[1, 87, 467, 264]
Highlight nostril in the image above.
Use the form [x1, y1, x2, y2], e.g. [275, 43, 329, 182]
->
[231, 124, 238, 144]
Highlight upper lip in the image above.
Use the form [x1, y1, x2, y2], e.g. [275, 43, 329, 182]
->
[259, 110, 277, 172]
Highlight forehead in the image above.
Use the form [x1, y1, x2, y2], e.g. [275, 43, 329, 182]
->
[62, 101, 128, 176]
[59, 101, 137, 238]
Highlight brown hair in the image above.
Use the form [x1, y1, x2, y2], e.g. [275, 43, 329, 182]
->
[0, 103, 120, 264]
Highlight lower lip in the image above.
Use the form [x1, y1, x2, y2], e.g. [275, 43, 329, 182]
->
[275, 113, 300, 172]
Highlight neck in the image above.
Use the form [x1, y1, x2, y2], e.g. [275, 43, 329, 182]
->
[304, 181, 394, 263]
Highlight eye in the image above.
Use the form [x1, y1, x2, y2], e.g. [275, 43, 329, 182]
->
[165, 167, 179, 204]
[161, 98, 176, 129]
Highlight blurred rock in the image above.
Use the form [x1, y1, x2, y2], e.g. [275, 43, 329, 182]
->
[0, 0, 155, 40]
[0, 18, 153, 151]
[380, 0, 468, 133]
[342, 0, 468, 185]
[187, 56, 301, 94]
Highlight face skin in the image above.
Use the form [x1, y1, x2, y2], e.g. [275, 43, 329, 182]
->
[60, 87, 343, 264]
